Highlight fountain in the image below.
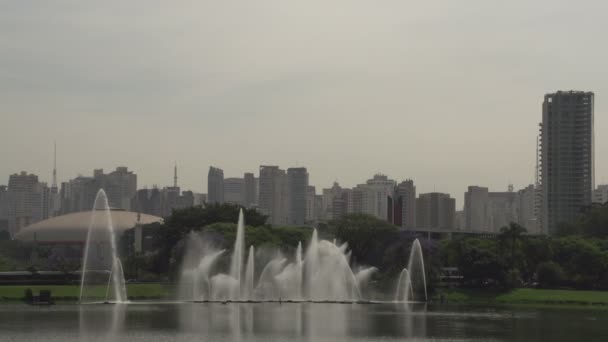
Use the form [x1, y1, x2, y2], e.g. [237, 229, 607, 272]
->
[79, 189, 127, 304]
[395, 239, 427, 302]
[179, 209, 427, 303]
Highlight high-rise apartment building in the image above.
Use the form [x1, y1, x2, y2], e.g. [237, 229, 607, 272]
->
[61, 176, 100, 214]
[416, 192, 455, 230]
[287, 167, 309, 225]
[464, 186, 489, 231]
[517, 184, 538, 233]
[305, 186, 317, 223]
[243, 172, 258, 208]
[103, 167, 137, 211]
[351, 174, 396, 222]
[207, 167, 224, 204]
[224, 178, 245, 206]
[259, 166, 288, 225]
[593, 185, 608, 205]
[7, 172, 46, 236]
[540, 91, 594, 234]
[0, 185, 9, 234]
[132, 188, 163, 217]
[61, 167, 137, 213]
[487, 191, 518, 232]
[396, 180, 416, 229]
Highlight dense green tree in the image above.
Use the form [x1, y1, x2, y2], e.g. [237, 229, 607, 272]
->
[556, 203, 608, 238]
[153, 204, 267, 275]
[551, 236, 608, 289]
[536, 261, 564, 288]
[450, 238, 506, 287]
[331, 213, 397, 265]
[520, 236, 553, 283]
[498, 223, 527, 270]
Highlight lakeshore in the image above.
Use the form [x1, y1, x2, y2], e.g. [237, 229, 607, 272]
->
[2, 284, 608, 308]
[0, 284, 170, 302]
[436, 288, 608, 307]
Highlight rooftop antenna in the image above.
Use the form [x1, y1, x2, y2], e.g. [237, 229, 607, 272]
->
[173, 162, 178, 188]
[52, 141, 57, 189]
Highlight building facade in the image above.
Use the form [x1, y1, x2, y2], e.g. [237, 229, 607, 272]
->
[305, 186, 317, 224]
[287, 167, 308, 225]
[396, 180, 416, 229]
[258, 166, 288, 225]
[517, 184, 538, 233]
[540, 91, 594, 234]
[464, 186, 489, 231]
[487, 191, 518, 232]
[224, 178, 245, 206]
[207, 166, 225, 204]
[0, 185, 9, 234]
[7, 172, 46, 236]
[102, 167, 137, 211]
[243, 172, 258, 208]
[593, 184, 608, 205]
[416, 192, 455, 230]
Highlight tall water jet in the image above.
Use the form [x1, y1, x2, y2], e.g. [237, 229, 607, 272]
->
[295, 241, 303, 299]
[304, 229, 319, 299]
[394, 268, 414, 301]
[275, 243, 304, 300]
[177, 214, 379, 302]
[408, 239, 427, 302]
[395, 239, 427, 302]
[255, 257, 286, 300]
[243, 245, 255, 300]
[177, 232, 226, 301]
[79, 189, 127, 303]
[229, 209, 245, 299]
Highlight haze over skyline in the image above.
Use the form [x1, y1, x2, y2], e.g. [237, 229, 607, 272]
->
[2, 1, 607, 207]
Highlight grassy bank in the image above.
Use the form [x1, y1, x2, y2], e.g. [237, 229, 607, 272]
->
[0, 284, 171, 302]
[437, 288, 608, 306]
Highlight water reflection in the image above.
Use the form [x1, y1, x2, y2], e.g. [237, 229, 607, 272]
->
[175, 302, 428, 340]
[57, 302, 608, 341]
[79, 303, 126, 341]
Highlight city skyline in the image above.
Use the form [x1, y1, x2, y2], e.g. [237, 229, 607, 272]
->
[2, 1, 608, 207]
[0, 159, 542, 209]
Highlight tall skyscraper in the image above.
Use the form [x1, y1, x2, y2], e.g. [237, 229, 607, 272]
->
[416, 192, 455, 230]
[396, 180, 416, 229]
[132, 187, 163, 217]
[7, 172, 46, 236]
[351, 174, 396, 222]
[464, 186, 489, 231]
[224, 178, 245, 206]
[0, 185, 9, 234]
[287, 167, 309, 225]
[258, 166, 288, 225]
[540, 91, 594, 234]
[487, 190, 518, 232]
[305, 185, 317, 223]
[321, 182, 350, 221]
[517, 184, 538, 233]
[207, 166, 224, 204]
[243, 172, 257, 208]
[103, 167, 137, 211]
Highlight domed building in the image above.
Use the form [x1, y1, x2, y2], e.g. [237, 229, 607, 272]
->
[15, 209, 163, 244]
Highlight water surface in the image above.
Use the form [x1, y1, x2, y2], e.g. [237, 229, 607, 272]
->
[1, 302, 607, 341]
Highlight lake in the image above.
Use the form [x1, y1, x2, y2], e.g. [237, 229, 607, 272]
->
[1, 302, 607, 341]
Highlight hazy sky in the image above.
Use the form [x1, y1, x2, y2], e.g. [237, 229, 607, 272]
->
[2, 1, 607, 208]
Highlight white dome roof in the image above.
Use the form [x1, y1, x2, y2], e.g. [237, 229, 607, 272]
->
[15, 210, 163, 243]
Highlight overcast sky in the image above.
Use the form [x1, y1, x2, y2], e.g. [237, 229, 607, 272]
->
[1, 1, 607, 208]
